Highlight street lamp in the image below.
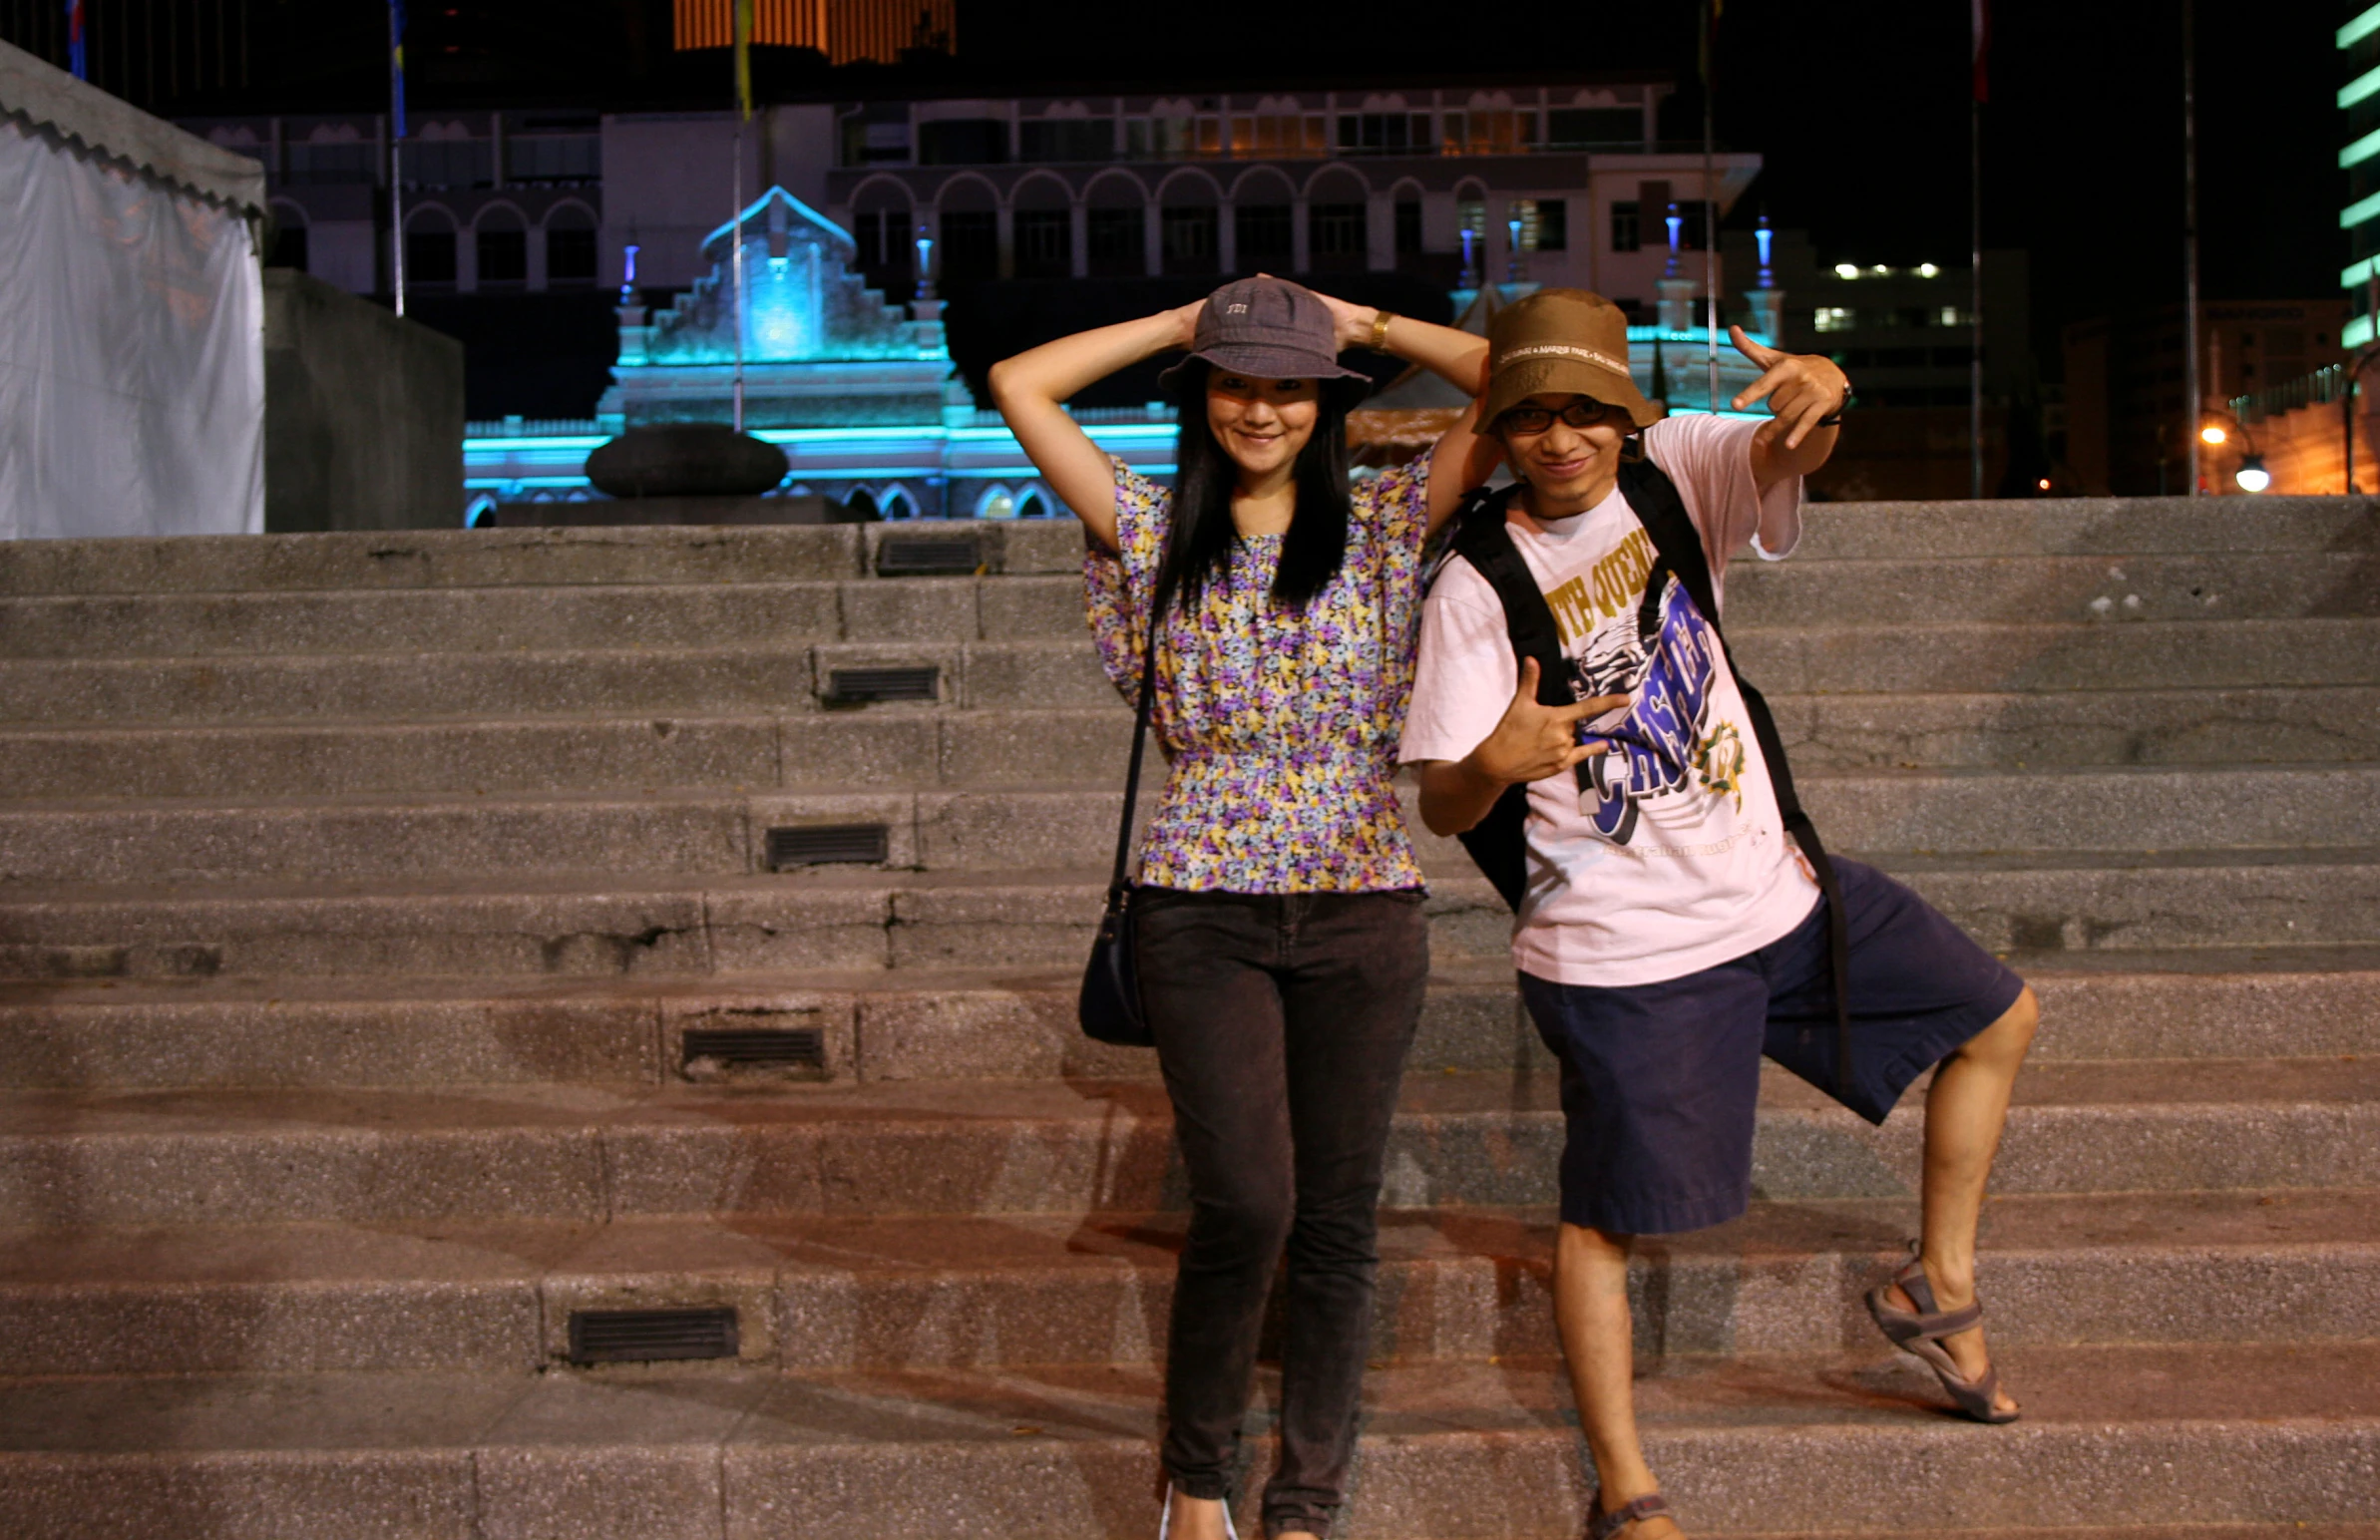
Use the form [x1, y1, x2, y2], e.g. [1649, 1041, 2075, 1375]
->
[2200, 409, 2266, 494]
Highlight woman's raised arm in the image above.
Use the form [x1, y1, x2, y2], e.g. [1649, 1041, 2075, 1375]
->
[1308, 292, 1498, 533]
[987, 303, 1201, 552]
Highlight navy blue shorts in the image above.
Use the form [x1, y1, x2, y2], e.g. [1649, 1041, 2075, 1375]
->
[1518, 858, 2027, 1237]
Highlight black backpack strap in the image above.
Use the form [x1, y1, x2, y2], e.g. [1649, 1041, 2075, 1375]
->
[1444, 484, 1567, 912]
[1616, 456, 1854, 1098]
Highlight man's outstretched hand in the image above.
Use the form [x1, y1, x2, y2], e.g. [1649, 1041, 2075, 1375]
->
[1415, 659, 1630, 838]
[1729, 325, 1850, 451]
[1465, 659, 1628, 786]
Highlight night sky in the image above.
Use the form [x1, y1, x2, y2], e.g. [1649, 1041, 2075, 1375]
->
[9, 0, 2340, 381]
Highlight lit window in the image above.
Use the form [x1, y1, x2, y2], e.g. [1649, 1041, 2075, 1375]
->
[1918, 262, 1940, 277]
[1833, 263, 1859, 279]
[1869, 264, 1889, 275]
[1939, 306, 1962, 326]
[1813, 307, 1854, 332]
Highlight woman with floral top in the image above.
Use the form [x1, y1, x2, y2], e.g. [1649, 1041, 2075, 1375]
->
[988, 275, 1496, 1540]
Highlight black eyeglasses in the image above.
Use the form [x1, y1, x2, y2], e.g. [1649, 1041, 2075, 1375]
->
[1498, 400, 1617, 434]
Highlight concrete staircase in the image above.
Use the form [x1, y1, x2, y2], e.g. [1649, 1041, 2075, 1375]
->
[0, 504, 2374, 1539]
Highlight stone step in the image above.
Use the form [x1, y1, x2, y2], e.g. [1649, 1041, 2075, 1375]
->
[5, 618, 2377, 727]
[0, 764, 2364, 888]
[4, 954, 2370, 1092]
[0, 576, 1086, 659]
[4, 1191, 2374, 1377]
[1, 499, 2367, 600]
[1719, 550, 2379, 624]
[5, 550, 2371, 663]
[3, 685, 2375, 803]
[0, 853, 2371, 980]
[0, 520, 1085, 597]
[0, 1344, 2372, 1537]
[0, 1058, 2372, 1226]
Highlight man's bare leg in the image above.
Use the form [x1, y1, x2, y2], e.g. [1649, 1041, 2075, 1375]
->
[1553, 1224, 1685, 1538]
[1883, 986, 2040, 1417]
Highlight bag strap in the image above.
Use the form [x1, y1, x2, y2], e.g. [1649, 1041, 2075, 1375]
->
[1615, 455, 1853, 1096]
[1446, 485, 1570, 911]
[1105, 564, 1176, 902]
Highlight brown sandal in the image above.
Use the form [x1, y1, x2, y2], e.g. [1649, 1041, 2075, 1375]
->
[1864, 1242, 2020, 1424]
[1587, 1491, 1675, 1539]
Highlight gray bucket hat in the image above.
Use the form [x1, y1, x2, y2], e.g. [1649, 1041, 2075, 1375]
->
[1157, 275, 1372, 390]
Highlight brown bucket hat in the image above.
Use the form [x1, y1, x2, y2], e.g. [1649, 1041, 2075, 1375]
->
[1481, 288, 1660, 429]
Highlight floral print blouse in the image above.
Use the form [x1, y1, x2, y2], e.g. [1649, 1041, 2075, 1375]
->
[1085, 455, 1433, 894]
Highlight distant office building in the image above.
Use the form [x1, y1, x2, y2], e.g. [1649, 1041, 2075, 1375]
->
[672, 0, 955, 67]
[2066, 301, 2348, 495]
[2342, 3, 2380, 345]
[1717, 227, 2031, 499]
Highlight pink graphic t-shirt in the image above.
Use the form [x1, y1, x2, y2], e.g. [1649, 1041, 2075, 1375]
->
[1397, 414, 1819, 985]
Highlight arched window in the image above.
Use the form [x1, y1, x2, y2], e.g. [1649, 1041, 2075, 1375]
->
[852, 182, 915, 300]
[1231, 170, 1295, 273]
[843, 487, 881, 520]
[266, 200, 308, 272]
[405, 207, 458, 286]
[1306, 167, 1370, 275]
[1012, 177, 1072, 279]
[1159, 175, 1220, 277]
[545, 203, 597, 284]
[880, 486, 917, 520]
[1017, 492, 1051, 520]
[938, 179, 999, 284]
[477, 205, 529, 286]
[1085, 175, 1148, 278]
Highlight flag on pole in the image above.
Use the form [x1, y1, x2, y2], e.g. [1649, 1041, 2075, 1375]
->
[733, 0, 754, 120]
[1972, 0, 1991, 104]
[64, 0, 85, 80]
[390, 1, 408, 138]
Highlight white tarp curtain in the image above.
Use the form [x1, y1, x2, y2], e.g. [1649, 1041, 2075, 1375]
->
[0, 110, 262, 540]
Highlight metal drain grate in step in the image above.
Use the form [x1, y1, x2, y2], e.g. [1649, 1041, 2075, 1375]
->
[767, 823, 890, 868]
[877, 536, 983, 577]
[824, 665, 939, 704]
[568, 1307, 739, 1364]
[682, 1026, 827, 1072]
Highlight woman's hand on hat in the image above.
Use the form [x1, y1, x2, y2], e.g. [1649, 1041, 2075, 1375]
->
[1729, 325, 1849, 450]
[1313, 290, 1379, 352]
[1166, 298, 1207, 350]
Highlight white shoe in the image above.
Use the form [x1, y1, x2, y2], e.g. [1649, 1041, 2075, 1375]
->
[1158, 1484, 1238, 1540]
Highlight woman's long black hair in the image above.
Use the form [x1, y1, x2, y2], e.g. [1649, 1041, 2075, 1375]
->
[1153, 360, 1367, 616]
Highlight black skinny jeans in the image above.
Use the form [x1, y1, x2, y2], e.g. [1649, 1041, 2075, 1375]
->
[1133, 886, 1430, 1540]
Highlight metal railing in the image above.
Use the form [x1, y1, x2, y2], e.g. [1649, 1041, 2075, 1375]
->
[2232, 363, 2351, 424]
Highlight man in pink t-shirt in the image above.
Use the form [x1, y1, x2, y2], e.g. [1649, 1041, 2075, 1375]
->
[1399, 290, 2041, 1540]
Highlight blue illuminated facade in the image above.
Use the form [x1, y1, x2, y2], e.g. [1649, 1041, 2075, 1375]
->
[465, 185, 1173, 520]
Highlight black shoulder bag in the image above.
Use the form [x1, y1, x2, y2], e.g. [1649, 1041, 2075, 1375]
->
[1442, 459, 1855, 1093]
[1077, 573, 1171, 1047]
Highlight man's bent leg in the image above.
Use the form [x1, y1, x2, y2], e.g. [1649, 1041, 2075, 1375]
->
[1903, 985, 2039, 1416]
[1554, 1225, 1683, 1537]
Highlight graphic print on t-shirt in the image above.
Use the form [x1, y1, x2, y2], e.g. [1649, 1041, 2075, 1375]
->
[1573, 573, 1746, 844]
[1531, 523, 1749, 848]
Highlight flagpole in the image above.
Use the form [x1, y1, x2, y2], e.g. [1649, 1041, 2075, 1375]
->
[1702, 0, 1720, 413]
[389, 1, 407, 316]
[2182, 0, 2201, 497]
[1970, 0, 1986, 498]
[731, 0, 751, 433]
